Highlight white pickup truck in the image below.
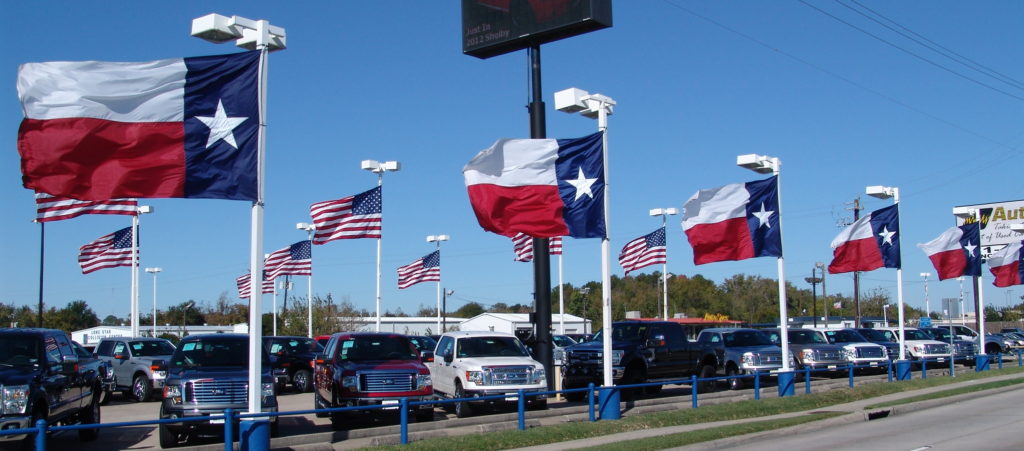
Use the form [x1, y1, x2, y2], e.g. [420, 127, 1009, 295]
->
[427, 331, 547, 418]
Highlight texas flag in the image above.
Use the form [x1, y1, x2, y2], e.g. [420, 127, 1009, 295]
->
[828, 204, 900, 274]
[681, 176, 781, 265]
[917, 223, 981, 280]
[17, 51, 260, 201]
[988, 240, 1024, 287]
[463, 133, 604, 238]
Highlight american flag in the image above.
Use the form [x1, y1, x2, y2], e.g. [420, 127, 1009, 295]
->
[618, 227, 667, 275]
[397, 250, 440, 289]
[512, 233, 563, 262]
[236, 272, 274, 299]
[309, 186, 382, 244]
[78, 227, 136, 274]
[265, 240, 312, 280]
[35, 192, 138, 222]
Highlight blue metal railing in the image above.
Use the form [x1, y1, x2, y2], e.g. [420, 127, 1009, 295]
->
[4, 350, 1019, 450]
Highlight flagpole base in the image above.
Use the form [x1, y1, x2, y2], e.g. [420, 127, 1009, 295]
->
[896, 360, 912, 380]
[975, 355, 990, 372]
[598, 387, 621, 420]
[239, 419, 270, 451]
[777, 371, 796, 397]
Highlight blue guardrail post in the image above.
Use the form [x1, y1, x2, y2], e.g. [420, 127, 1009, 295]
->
[238, 418, 270, 451]
[598, 386, 621, 420]
[587, 383, 596, 422]
[400, 398, 409, 444]
[976, 354, 990, 371]
[921, 359, 928, 379]
[998, 353, 1004, 369]
[34, 418, 46, 451]
[848, 364, 855, 388]
[1017, 350, 1022, 367]
[887, 360, 893, 382]
[517, 389, 526, 430]
[224, 409, 234, 451]
[691, 375, 698, 409]
[777, 371, 795, 397]
[804, 367, 812, 394]
[896, 360, 912, 380]
[754, 370, 760, 400]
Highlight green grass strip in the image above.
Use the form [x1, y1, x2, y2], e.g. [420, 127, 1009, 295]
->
[864, 378, 1024, 409]
[366, 366, 1024, 451]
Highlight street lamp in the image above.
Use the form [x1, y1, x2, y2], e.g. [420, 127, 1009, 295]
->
[182, 300, 195, 338]
[650, 208, 678, 320]
[362, 159, 400, 332]
[883, 304, 890, 325]
[815, 261, 828, 327]
[145, 267, 162, 337]
[296, 222, 316, 338]
[427, 235, 449, 333]
[920, 272, 932, 319]
[130, 205, 153, 338]
[442, 289, 454, 332]
[192, 12, 286, 421]
[867, 185, 907, 363]
[953, 206, 987, 359]
[555, 87, 615, 389]
[958, 276, 966, 325]
[805, 269, 822, 327]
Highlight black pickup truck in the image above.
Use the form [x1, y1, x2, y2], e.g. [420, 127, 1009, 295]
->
[0, 328, 102, 445]
[560, 321, 718, 400]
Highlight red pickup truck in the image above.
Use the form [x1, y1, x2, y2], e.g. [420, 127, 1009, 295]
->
[312, 333, 434, 429]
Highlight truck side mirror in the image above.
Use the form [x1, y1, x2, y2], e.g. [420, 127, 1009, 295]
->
[421, 351, 434, 363]
[150, 359, 166, 372]
[113, 353, 129, 360]
[443, 352, 453, 364]
[646, 334, 666, 348]
[313, 353, 327, 365]
[60, 355, 79, 375]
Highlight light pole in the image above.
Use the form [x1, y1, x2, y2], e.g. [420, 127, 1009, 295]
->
[427, 234, 449, 333]
[954, 206, 987, 360]
[958, 276, 966, 325]
[442, 289, 454, 332]
[650, 208, 678, 320]
[805, 269, 822, 327]
[867, 185, 906, 363]
[145, 267, 161, 337]
[191, 12, 286, 420]
[182, 300, 195, 338]
[921, 272, 932, 319]
[130, 205, 153, 338]
[296, 222, 316, 338]
[554, 87, 615, 389]
[362, 159, 400, 332]
[883, 304, 890, 325]
[737, 154, 791, 376]
[815, 261, 828, 327]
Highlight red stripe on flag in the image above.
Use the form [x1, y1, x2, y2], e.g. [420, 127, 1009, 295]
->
[684, 217, 753, 265]
[928, 249, 968, 281]
[466, 184, 567, 238]
[829, 237, 884, 274]
[992, 261, 1022, 288]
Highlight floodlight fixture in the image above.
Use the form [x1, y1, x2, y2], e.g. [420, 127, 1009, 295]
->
[952, 206, 977, 219]
[426, 235, 450, 243]
[736, 154, 778, 174]
[866, 185, 898, 200]
[554, 87, 615, 119]
[296, 222, 314, 232]
[191, 14, 286, 51]
[649, 208, 678, 217]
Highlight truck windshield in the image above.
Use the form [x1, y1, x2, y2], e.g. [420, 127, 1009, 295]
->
[456, 337, 529, 358]
[903, 330, 932, 340]
[787, 330, 828, 344]
[0, 335, 40, 367]
[171, 338, 253, 367]
[591, 324, 649, 343]
[824, 330, 867, 343]
[857, 329, 894, 342]
[338, 336, 418, 362]
[130, 340, 175, 356]
[724, 330, 772, 347]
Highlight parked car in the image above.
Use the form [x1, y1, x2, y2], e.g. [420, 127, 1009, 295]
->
[920, 327, 977, 364]
[696, 328, 794, 390]
[0, 328, 102, 444]
[313, 332, 434, 429]
[814, 329, 888, 369]
[263, 336, 322, 393]
[562, 321, 718, 399]
[428, 331, 546, 417]
[875, 327, 951, 363]
[765, 329, 846, 371]
[71, 340, 117, 405]
[407, 335, 438, 354]
[852, 328, 900, 359]
[157, 334, 278, 448]
[94, 337, 175, 402]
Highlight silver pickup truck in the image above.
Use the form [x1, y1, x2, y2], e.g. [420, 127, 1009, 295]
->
[94, 337, 175, 402]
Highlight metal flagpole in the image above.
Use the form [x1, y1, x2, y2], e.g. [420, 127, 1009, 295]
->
[771, 161, 790, 373]
[974, 211, 987, 357]
[246, 24, 269, 417]
[558, 248, 565, 334]
[893, 188, 907, 361]
[131, 213, 140, 338]
[597, 100, 613, 389]
[307, 243, 313, 338]
[272, 280, 277, 336]
[37, 221, 44, 327]
[376, 176, 383, 332]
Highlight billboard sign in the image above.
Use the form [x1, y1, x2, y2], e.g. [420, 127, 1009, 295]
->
[462, 0, 613, 59]
[954, 199, 1024, 259]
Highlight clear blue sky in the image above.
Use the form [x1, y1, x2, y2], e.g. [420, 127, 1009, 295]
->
[3, 1, 1023, 322]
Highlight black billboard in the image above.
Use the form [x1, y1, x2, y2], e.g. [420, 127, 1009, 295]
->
[462, 0, 613, 59]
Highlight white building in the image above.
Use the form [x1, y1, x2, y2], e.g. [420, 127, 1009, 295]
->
[458, 313, 591, 336]
[346, 316, 466, 336]
[72, 324, 245, 346]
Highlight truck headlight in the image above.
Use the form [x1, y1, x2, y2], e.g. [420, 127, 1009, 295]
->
[553, 349, 565, 364]
[842, 347, 856, 359]
[2, 385, 30, 414]
[801, 349, 815, 362]
[342, 375, 358, 392]
[532, 367, 546, 384]
[466, 371, 485, 385]
[163, 384, 183, 405]
[611, 350, 625, 366]
[741, 352, 755, 366]
[416, 373, 432, 389]
[910, 345, 924, 354]
[261, 382, 275, 399]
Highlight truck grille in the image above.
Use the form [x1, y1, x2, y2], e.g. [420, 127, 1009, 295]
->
[856, 347, 885, 359]
[568, 350, 601, 364]
[485, 366, 531, 385]
[755, 352, 782, 365]
[813, 350, 843, 361]
[359, 372, 415, 392]
[187, 379, 247, 404]
[924, 343, 950, 354]
[954, 343, 976, 355]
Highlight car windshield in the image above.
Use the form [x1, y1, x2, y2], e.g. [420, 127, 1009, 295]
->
[0, 335, 40, 367]
[592, 324, 649, 343]
[130, 340, 175, 356]
[171, 338, 253, 367]
[824, 330, 867, 343]
[787, 330, 828, 344]
[407, 336, 437, 352]
[857, 329, 893, 342]
[724, 330, 773, 347]
[270, 338, 320, 355]
[925, 328, 953, 341]
[337, 336, 418, 362]
[552, 335, 577, 347]
[903, 330, 931, 340]
[456, 336, 530, 358]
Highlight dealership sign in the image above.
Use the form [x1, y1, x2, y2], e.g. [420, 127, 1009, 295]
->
[954, 199, 1024, 259]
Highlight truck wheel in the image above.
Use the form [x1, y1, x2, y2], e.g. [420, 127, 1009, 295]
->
[698, 364, 717, 393]
[527, 398, 548, 411]
[77, 392, 101, 441]
[620, 367, 643, 401]
[454, 381, 474, 418]
[158, 424, 180, 448]
[726, 366, 743, 390]
[130, 374, 152, 402]
[293, 369, 313, 393]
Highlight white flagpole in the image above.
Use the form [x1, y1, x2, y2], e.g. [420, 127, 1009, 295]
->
[771, 163, 790, 372]
[598, 102, 613, 389]
[272, 280, 278, 336]
[131, 214, 140, 338]
[247, 30, 269, 417]
[558, 248, 565, 334]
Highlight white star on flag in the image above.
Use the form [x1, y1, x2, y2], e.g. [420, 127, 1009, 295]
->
[195, 99, 248, 149]
[564, 167, 597, 202]
[878, 226, 896, 245]
[751, 203, 774, 228]
[964, 241, 977, 257]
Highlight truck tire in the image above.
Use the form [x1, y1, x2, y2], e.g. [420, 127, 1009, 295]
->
[698, 363, 717, 393]
[527, 398, 548, 410]
[454, 381, 474, 418]
[77, 392, 100, 441]
[293, 369, 313, 393]
[158, 424, 179, 448]
[726, 365, 743, 390]
[620, 366, 644, 401]
[129, 374, 152, 402]
[24, 405, 46, 450]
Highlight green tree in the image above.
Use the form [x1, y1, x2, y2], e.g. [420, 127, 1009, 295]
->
[101, 314, 123, 326]
[276, 294, 367, 337]
[453, 302, 485, 318]
[45, 300, 100, 332]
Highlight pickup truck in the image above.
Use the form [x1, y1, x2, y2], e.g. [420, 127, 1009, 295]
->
[428, 331, 546, 418]
[814, 329, 889, 370]
[875, 327, 951, 364]
[313, 333, 434, 428]
[920, 327, 977, 365]
[71, 340, 116, 405]
[561, 321, 719, 400]
[0, 328, 102, 445]
[765, 328, 847, 371]
[696, 328, 794, 390]
[94, 337, 175, 402]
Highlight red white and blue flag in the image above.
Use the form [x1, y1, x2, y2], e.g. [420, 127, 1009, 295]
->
[236, 272, 274, 299]
[619, 227, 667, 275]
[264, 241, 312, 280]
[828, 204, 901, 274]
[18, 51, 260, 201]
[397, 251, 441, 289]
[464, 133, 605, 239]
[681, 176, 781, 265]
[989, 241, 1024, 287]
[512, 233, 562, 262]
[78, 227, 135, 274]
[309, 186, 382, 244]
[917, 223, 981, 280]
[35, 192, 137, 222]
